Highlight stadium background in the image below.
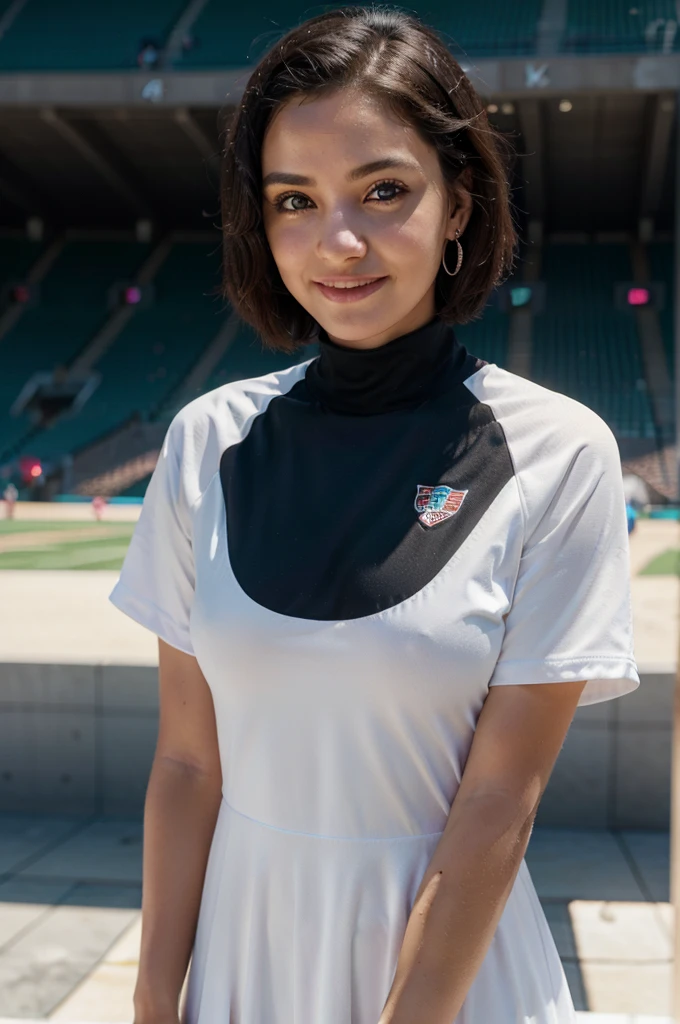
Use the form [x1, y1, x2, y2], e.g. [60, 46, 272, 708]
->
[0, 4, 679, 1020]
[0, 0, 679, 521]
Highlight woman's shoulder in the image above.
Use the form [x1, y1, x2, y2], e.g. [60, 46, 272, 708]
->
[464, 360, 619, 459]
[157, 357, 313, 504]
[170, 357, 312, 442]
[463, 361, 622, 525]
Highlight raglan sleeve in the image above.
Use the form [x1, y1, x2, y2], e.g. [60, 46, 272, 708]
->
[108, 411, 196, 656]
[488, 412, 640, 707]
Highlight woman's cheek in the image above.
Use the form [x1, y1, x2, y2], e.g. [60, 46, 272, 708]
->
[387, 220, 441, 275]
[271, 223, 314, 277]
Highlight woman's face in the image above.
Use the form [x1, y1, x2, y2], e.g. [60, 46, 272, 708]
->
[261, 87, 472, 349]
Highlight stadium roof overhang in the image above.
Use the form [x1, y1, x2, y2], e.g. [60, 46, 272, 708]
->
[0, 53, 678, 234]
[2, 53, 680, 107]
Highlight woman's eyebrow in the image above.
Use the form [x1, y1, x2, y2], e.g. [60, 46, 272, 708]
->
[262, 157, 421, 188]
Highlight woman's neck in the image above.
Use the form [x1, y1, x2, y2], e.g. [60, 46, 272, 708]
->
[305, 315, 466, 415]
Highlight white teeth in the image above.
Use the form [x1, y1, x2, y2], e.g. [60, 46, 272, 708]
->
[324, 278, 379, 289]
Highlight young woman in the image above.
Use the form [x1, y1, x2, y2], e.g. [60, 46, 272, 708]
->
[110, 7, 640, 1024]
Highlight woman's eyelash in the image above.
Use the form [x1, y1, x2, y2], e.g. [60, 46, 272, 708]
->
[272, 178, 407, 212]
[368, 179, 407, 201]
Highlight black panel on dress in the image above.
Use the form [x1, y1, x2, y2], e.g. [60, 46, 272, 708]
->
[219, 333, 515, 621]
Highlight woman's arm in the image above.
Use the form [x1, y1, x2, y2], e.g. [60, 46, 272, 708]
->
[378, 677, 588, 1024]
[133, 638, 223, 1024]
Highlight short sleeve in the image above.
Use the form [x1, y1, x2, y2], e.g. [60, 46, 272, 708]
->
[109, 414, 196, 656]
[489, 420, 640, 707]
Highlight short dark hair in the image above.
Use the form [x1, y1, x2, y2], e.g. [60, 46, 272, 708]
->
[221, 5, 517, 352]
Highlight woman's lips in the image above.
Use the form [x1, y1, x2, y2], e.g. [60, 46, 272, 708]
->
[313, 277, 388, 303]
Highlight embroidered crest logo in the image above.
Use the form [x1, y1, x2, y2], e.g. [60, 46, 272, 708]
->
[415, 485, 467, 528]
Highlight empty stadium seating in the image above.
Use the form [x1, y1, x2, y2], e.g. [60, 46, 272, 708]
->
[26, 240, 222, 465]
[0, 231, 661, 498]
[647, 241, 674, 376]
[531, 244, 656, 439]
[0, 0, 185, 71]
[176, 0, 542, 68]
[562, 0, 680, 54]
[0, 0, 676, 70]
[0, 238, 152, 456]
[205, 322, 317, 393]
[456, 304, 509, 368]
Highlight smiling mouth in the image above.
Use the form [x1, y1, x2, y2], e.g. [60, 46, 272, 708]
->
[313, 276, 388, 302]
[315, 277, 385, 289]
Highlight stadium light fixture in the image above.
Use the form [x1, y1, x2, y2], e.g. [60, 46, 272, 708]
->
[558, 100, 573, 112]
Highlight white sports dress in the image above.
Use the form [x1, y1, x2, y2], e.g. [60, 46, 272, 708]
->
[110, 315, 640, 1024]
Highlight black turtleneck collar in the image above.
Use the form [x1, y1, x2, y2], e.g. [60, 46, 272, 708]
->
[305, 315, 472, 416]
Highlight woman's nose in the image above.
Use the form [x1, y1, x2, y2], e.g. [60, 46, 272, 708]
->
[316, 209, 367, 260]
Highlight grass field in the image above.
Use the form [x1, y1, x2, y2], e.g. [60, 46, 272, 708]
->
[639, 548, 680, 576]
[0, 520, 134, 570]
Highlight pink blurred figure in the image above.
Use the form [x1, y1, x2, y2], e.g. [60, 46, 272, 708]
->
[92, 495, 107, 521]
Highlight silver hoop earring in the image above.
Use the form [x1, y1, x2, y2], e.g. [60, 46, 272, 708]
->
[442, 236, 463, 277]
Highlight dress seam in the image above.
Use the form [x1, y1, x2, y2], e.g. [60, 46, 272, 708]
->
[223, 800, 444, 842]
[494, 654, 637, 666]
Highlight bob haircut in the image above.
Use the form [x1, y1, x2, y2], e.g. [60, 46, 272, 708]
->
[221, 5, 517, 352]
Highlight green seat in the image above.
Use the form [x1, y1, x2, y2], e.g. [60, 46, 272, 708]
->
[27, 241, 222, 463]
[531, 244, 656, 439]
[562, 0, 679, 54]
[647, 241, 674, 379]
[203, 320, 317, 397]
[0, 0, 185, 71]
[176, 0, 541, 69]
[457, 303, 509, 368]
[0, 240, 151, 457]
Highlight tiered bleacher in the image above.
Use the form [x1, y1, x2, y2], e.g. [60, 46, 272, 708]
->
[177, 0, 543, 68]
[561, 0, 680, 54]
[647, 241, 674, 377]
[531, 244, 656, 439]
[0, 238, 152, 455]
[457, 303, 509, 369]
[205, 324, 317, 393]
[0, 0, 185, 70]
[3, 235, 661, 494]
[27, 240, 222, 465]
[0, 0, 678, 70]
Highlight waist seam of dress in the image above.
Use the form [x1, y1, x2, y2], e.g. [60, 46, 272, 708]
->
[222, 798, 446, 843]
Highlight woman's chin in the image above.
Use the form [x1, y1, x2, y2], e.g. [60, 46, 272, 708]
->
[313, 304, 401, 347]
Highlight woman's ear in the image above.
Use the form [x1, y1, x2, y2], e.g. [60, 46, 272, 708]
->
[445, 166, 474, 242]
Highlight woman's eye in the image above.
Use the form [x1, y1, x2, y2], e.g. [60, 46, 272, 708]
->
[367, 180, 406, 203]
[272, 180, 406, 213]
[275, 193, 311, 212]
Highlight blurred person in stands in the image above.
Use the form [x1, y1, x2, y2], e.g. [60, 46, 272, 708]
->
[137, 38, 160, 70]
[2, 481, 17, 519]
[109, 7, 640, 1024]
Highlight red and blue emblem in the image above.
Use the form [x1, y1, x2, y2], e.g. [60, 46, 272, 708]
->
[415, 484, 467, 528]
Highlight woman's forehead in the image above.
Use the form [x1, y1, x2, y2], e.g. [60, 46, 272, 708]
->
[262, 91, 434, 177]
